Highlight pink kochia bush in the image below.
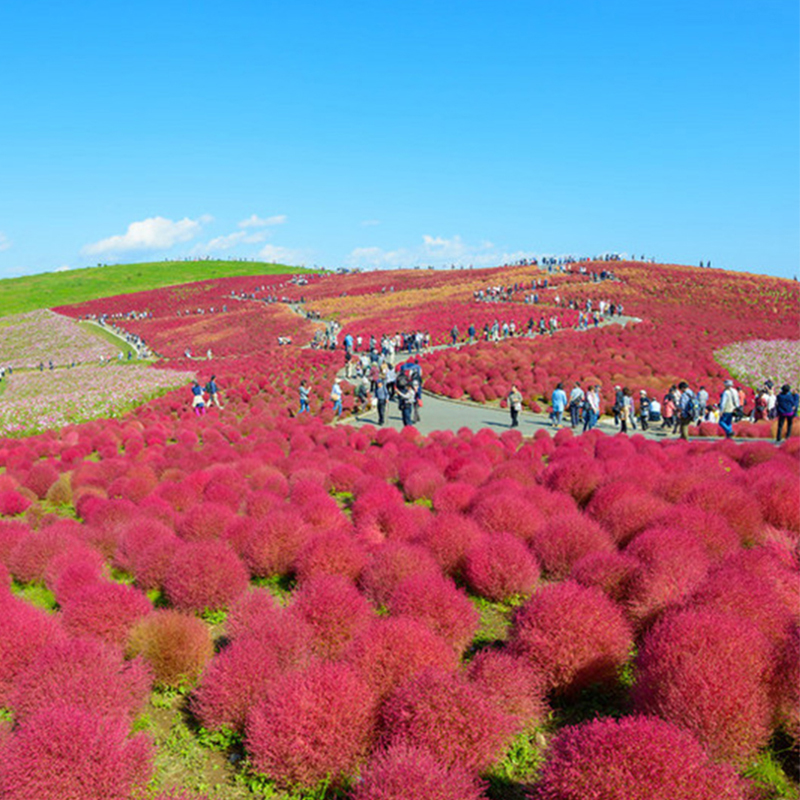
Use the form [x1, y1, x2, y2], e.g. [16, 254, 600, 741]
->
[344, 616, 460, 699]
[387, 573, 479, 653]
[292, 574, 375, 659]
[0, 705, 154, 800]
[351, 743, 486, 800]
[467, 648, 548, 728]
[9, 637, 151, 722]
[379, 667, 517, 774]
[192, 612, 314, 732]
[359, 541, 441, 606]
[527, 513, 613, 580]
[633, 608, 775, 764]
[510, 581, 633, 696]
[246, 661, 378, 790]
[530, 715, 745, 800]
[164, 540, 249, 612]
[0, 595, 66, 705]
[463, 531, 540, 601]
[61, 580, 152, 646]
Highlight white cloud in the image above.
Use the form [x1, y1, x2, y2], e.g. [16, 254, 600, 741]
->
[81, 216, 208, 256]
[239, 214, 287, 229]
[192, 230, 268, 255]
[258, 243, 304, 264]
[54, 265, 71, 272]
[360, 219, 381, 227]
[0, 232, 11, 252]
[348, 234, 513, 269]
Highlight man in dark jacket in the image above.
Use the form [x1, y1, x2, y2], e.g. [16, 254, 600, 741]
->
[776, 384, 799, 442]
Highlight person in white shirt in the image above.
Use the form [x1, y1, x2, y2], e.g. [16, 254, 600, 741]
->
[719, 379, 739, 439]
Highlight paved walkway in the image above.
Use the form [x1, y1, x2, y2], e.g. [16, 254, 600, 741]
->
[340, 390, 690, 441]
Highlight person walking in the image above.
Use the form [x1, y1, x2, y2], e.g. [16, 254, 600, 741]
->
[508, 383, 523, 428]
[719, 379, 739, 439]
[205, 375, 223, 409]
[568, 382, 585, 428]
[298, 380, 310, 414]
[190, 381, 206, 416]
[375, 378, 388, 426]
[612, 386, 624, 426]
[775, 383, 799, 442]
[330, 379, 343, 417]
[676, 381, 695, 440]
[583, 384, 600, 431]
[398, 382, 415, 427]
[638, 390, 651, 431]
[620, 387, 635, 434]
[551, 382, 568, 428]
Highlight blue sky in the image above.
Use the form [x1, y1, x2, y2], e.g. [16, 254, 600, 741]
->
[0, 0, 797, 279]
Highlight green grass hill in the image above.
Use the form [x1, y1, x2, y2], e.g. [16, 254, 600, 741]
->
[0, 260, 317, 315]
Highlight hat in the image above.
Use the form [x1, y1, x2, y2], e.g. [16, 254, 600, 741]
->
[724, 379, 733, 387]
[639, 389, 646, 395]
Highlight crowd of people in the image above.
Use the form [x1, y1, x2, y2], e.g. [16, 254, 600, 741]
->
[544, 378, 798, 442]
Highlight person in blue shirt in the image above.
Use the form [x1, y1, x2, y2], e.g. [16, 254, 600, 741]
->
[299, 380, 310, 413]
[551, 382, 568, 428]
[776, 384, 799, 442]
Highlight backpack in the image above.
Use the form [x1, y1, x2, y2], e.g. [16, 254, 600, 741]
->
[681, 390, 698, 420]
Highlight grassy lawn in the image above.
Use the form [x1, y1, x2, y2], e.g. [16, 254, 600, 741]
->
[0, 260, 318, 315]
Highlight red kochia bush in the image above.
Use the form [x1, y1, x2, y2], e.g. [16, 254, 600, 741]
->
[632, 609, 775, 764]
[415, 512, 483, 575]
[0, 705, 154, 800]
[231, 509, 310, 577]
[292, 574, 375, 659]
[293, 529, 368, 583]
[527, 513, 614, 580]
[467, 648, 548, 727]
[61, 581, 152, 647]
[127, 609, 214, 688]
[773, 625, 800, 743]
[570, 550, 640, 602]
[246, 661, 378, 789]
[471, 491, 545, 542]
[586, 483, 669, 546]
[0, 595, 66, 705]
[432, 481, 477, 513]
[530, 715, 746, 800]
[115, 518, 180, 591]
[164, 540, 249, 612]
[541, 455, 603, 506]
[192, 636, 285, 733]
[510, 581, 633, 696]
[9, 637, 151, 721]
[463, 532, 540, 601]
[224, 588, 280, 640]
[379, 667, 516, 774]
[387, 573, 479, 654]
[177, 502, 235, 541]
[360, 541, 441, 606]
[8, 523, 79, 584]
[351, 743, 486, 800]
[686, 561, 796, 647]
[623, 527, 711, 627]
[0, 489, 32, 516]
[648, 504, 739, 560]
[344, 617, 460, 699]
